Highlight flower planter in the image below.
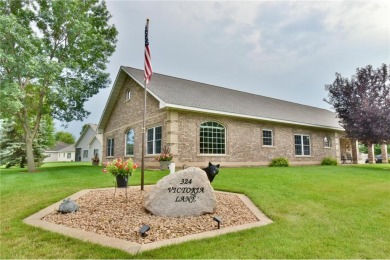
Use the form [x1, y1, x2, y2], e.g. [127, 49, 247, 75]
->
[159, 161, 172, 171]
[92, 161, 99, 166]
[116, 175, 128, 188]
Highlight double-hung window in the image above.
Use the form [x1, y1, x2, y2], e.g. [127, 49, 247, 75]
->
[262, 129, 273, 146]
[107, 138, 114, 157]
[200, 122, 226, 154]
[83, 150, 88, 158]
[147, 126, 162, 154]
[294, 134, 311, 156]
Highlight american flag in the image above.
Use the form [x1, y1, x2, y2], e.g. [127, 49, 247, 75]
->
[144, 19, 152, 84]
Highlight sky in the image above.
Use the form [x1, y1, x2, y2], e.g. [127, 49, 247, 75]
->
[56, 0, 390, 139]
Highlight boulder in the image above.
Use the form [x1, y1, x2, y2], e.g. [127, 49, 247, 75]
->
[144, 167, 216, 217]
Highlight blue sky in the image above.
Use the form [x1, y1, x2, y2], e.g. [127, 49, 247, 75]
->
[57, 0, 389, 139]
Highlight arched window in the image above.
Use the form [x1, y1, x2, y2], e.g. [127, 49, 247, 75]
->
[126, 129, 135, 156]
[200, 122, 226, 154]
[126, 89, 131, 101]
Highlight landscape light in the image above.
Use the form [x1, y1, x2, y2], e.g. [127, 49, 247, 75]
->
[213, 216, 222, 229]
[139, 224, 150, 237]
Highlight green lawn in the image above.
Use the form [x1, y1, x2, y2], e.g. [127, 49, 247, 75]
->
[1, 162, 389, 258]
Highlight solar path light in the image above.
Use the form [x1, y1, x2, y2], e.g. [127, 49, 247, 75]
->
[213, 216, 222, 229]
[139, 224, 150, 237]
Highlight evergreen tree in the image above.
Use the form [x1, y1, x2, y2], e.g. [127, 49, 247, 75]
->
[0, 116, 55, 168]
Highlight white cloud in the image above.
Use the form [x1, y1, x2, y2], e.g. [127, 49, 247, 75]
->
[55, 0, 390, 138]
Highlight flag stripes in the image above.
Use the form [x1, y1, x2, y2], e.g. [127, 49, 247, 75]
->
[144, 19, 152, 84]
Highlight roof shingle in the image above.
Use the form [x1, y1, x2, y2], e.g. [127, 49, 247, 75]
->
[121, 67, 342, 130]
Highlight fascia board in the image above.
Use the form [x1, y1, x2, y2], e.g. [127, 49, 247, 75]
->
[161, 103, 344, 131]
[97, 68, 127, 133]
[121, 69, 166, 105]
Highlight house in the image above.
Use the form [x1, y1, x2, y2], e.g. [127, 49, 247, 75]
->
[98, 66, 357, 168]
[43, 142, 75, 162]
[74, 123, 103, 162]
[57, 144, 76, 162]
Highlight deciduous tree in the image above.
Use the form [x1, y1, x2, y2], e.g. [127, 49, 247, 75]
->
[325, 64, 390, 146]
[0, 0, 117, 172]
[55, 131, 75, 144]
[0, 116, 55, 168]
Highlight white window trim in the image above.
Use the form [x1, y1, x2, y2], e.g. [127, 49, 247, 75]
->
[199, 121, 227, 155]
[125, 129, 135, 156]
[107, 138, 114, 157]
[147, 126, 162, 155]
[294, 134, 311, 156]
[262, 129, 274, 147]
[125, 89, 131, 101]
[324, 136, 332, 148]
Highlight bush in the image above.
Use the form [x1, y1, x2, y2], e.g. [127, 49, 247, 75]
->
[321, 157, 338, 166]
[269, 157, 289, 167]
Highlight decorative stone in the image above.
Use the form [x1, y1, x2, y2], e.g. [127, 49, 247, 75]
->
[144, 167, 216, 217]
[58, 198, 79, 214]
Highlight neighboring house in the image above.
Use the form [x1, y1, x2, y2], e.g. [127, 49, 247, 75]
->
[98, 66, 357, 168]
[57, 144, 76, 162]
[74, 123, 103, 162]
[43, 142, 75, 162]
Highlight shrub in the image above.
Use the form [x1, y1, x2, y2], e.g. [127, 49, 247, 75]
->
[321, 157, 338, 166]
[269, 157, 289, 167]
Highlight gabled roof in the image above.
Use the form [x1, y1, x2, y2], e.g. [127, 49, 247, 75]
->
[46, 141, 70, 152]
[88, 133, 102, 146]
[98, 66, 343, 131]
[75, 123, 98, 146]
[57, 144, 75, 153]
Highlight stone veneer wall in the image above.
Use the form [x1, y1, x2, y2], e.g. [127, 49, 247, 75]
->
[103, 76, 342, 167]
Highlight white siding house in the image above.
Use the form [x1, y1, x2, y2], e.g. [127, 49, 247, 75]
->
[43, 142, 75, 163]
[74, 123, 102, 162]
[57, 144, 76, 162]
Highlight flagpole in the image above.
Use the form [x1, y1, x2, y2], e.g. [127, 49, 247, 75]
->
[141, 18, 151, 191]
[141, 79, 146, 191]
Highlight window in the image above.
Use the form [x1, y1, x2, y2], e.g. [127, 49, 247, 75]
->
[83, 150, 88, 158]
[200, 122, 226, 154]
[67, 153, 71, 159]
[147, 126, 162, 154]
[126, 129, 135, 156]
[324, 136, 331, 148]
[262, 129, 273, 146]
[294, 135, 311, 156]
[93, 149, 99, 156]
[107, 138, 114, 157]
[126, 89, 131, 101]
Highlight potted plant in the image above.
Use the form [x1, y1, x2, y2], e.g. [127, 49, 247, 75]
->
[156, 146, 173, 170]
[91, 153, 100, 166]
[102, 158, 137, 187]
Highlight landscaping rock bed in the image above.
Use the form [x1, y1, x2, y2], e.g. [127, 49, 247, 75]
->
[43, 187, 258, 244]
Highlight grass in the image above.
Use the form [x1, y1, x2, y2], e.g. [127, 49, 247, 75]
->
[1, 162, 389, 258]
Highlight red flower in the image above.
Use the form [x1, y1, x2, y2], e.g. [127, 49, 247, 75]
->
[133, 163, 138, 169]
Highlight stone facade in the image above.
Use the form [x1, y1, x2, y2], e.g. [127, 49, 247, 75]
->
[102, 76, 345, 167]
